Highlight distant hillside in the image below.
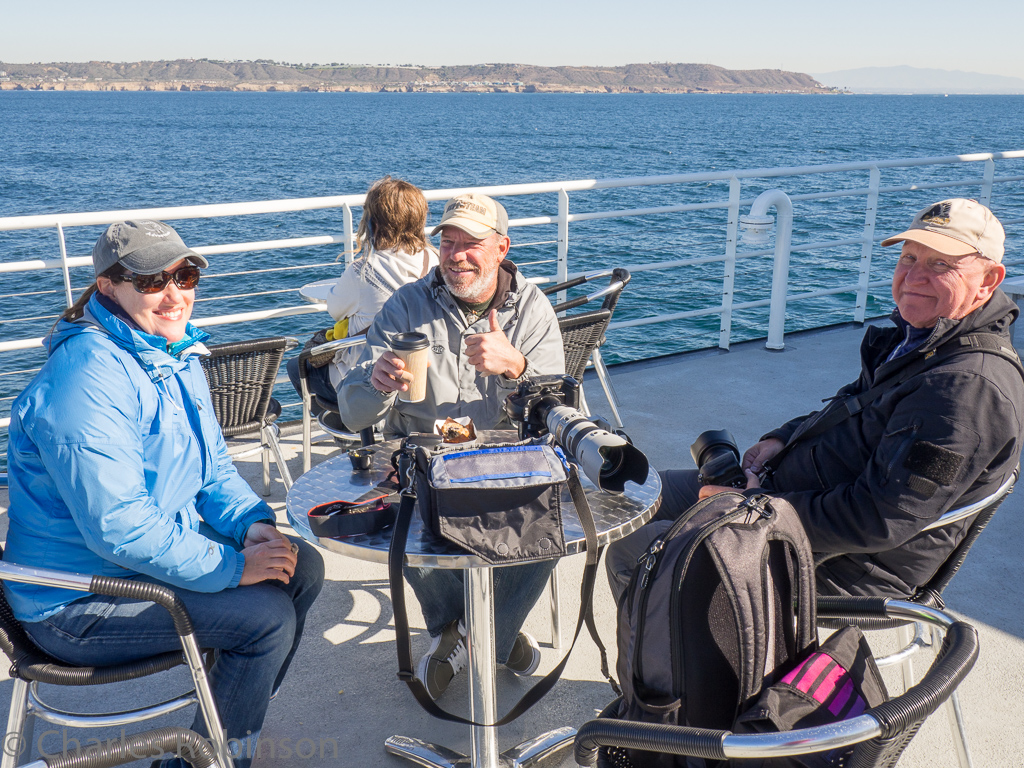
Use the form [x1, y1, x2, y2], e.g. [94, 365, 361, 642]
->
[0, 60, 834, 94]
[814, 65, 1024, 94]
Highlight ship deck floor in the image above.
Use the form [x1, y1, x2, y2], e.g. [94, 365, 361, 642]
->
[2, 318, 1021, 768]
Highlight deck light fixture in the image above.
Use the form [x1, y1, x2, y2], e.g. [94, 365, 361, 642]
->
[739, 213, 775, 245]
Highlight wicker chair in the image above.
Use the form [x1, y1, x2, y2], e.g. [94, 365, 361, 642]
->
[574, 598, 980, 768]
[817, 468, 1017, 768]
[0, 548, 230, 768]
[200, 336, 297, 495]
[296, 336, 371, 474]
[543, 268, 630, 429]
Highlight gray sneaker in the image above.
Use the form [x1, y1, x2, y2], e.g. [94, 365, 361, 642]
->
[417, 619, 468, 699]
[505, 631, 541, 676]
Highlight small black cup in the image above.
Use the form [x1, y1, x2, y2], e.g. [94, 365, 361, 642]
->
[349, 448, 373, 471]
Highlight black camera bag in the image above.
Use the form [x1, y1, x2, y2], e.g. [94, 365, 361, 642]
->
[412, 435, 568, 564]
[730, 624, 887, 768]
[387, 436, 619, 726]
[612, 491, 817, 768]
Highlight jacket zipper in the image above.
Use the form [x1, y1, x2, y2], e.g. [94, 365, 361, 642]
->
[809, 445, 829, 489]
[885, 424, 919, 482]
[630, 494, 713, 686]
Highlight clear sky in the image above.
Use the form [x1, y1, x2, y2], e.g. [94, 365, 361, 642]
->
[3, 0, 1023, 79]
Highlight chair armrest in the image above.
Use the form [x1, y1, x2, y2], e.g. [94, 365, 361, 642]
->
[37, 726, 217, 768]
[575, 720, 727, 766]
[0, 562, 194, 637]
[297, 337, 367, 375]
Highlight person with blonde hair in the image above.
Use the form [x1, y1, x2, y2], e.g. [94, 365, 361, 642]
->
[287, 175, 438, 410]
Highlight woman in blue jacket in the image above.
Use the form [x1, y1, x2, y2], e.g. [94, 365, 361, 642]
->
[4, 220, 324, 767]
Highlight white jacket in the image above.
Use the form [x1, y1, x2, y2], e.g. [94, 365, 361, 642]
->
[325, 246, 438, 387]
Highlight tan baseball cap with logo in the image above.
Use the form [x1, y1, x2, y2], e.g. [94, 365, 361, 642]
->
[881, 198, 1005, 263]
[431, 194, 509, 239]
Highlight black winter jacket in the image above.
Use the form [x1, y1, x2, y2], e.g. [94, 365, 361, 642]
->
[763, 290, 1024, 596]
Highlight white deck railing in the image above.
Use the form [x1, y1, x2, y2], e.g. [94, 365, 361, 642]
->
[2, 149, 1023, 430]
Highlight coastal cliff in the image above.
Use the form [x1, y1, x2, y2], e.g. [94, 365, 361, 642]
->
[0, 60, 835, 94]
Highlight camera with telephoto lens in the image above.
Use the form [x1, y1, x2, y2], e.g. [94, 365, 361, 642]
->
[690, 429, 747, 488]
[504, 374, 649, 493]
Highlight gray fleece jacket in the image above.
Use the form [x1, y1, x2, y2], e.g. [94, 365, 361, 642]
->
[337, 262, 565, 437]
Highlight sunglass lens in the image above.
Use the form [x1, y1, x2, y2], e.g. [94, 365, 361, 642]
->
[173, 266, 201, 289]
[129, 266, 201, 293]
[131, 273, 167, 293]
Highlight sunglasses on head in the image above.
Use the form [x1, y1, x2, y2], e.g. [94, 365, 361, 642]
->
[112, 265, 201, 294]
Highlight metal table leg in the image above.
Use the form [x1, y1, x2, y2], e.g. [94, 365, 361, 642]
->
[386, 565, 575, 767]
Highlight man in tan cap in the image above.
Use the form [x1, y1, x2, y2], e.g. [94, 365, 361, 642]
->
[608, 198, 1024, 601]
[338, 192, 565, 699]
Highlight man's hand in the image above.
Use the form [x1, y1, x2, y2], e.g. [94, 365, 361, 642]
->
[465, 310, 526, 378]
[742, 438, 785, 475]
[371, 350, 415, 393]
[697, 469, 762, 500]
[239, 537, 297, 586]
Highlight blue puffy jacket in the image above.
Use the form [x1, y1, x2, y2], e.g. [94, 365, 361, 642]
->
[4, 295, 274, 622]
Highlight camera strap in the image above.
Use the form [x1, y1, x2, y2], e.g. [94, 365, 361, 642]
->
[765, 331, 1024, 475]
[387, 464, 616, 726]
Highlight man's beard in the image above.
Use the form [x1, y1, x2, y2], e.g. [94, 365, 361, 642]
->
[443, 260, 499, 302]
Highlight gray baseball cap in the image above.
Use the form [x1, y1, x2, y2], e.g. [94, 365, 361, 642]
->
[92, 220, 209, 277]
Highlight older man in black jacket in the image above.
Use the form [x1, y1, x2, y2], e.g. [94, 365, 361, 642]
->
[608, 198, 1024, 599]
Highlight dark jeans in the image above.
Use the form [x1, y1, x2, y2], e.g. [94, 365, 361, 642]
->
[286, 356, 338, 410]
[404, 559, 558, 664]
[24, 531, 325, 768]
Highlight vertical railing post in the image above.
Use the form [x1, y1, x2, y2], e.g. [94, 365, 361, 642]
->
[556, 189, 569, 307]
[56, 222, 74, 308]
[980, 158, 995, 209]
[342, 202, 355, 266]
[855, 166, 880, 324]
[719, 177, 741, 350]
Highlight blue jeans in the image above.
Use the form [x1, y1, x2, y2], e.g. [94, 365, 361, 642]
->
[286, 356, 337, 411]
[404, 559, 557, 664]
[23, 531, 325, 768]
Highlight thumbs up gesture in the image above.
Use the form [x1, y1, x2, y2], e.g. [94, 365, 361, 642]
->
[465, 309, 527, 379]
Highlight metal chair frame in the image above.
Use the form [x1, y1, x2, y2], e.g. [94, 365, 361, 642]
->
[297, 336, 369, 474]
[0, 557, 231, 768]
[574, 598, 980, 768]
[542, 268, 630, 430]
[200, 336, 298, 495]
[819, 468, 1016, 768]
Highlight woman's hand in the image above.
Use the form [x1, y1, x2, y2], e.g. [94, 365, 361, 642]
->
[243, 521, 287, 548]
[240, 524, 298, 585]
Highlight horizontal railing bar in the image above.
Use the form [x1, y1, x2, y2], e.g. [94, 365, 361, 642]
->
[5, 151, 1024, 233]
[197, 234, 345, 256]
[194, 287, 302, 303]
[0, 303, 329, 352]
[0, 314, 59, 325]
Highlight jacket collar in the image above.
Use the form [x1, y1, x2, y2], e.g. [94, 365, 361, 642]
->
[48, 293, 210, 382]
[430, 260, 522, 310]
[896, 287, 1019, 356]
[871, 288, 1019, 377]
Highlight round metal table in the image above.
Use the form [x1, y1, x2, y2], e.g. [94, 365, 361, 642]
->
[286, 431, 661, 768]
[298, 278, 335, 305]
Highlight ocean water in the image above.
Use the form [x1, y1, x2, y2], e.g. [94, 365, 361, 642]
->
[2, 92, 1024, 423]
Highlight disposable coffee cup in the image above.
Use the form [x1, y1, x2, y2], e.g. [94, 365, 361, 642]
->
[391, 332, 430, 403]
